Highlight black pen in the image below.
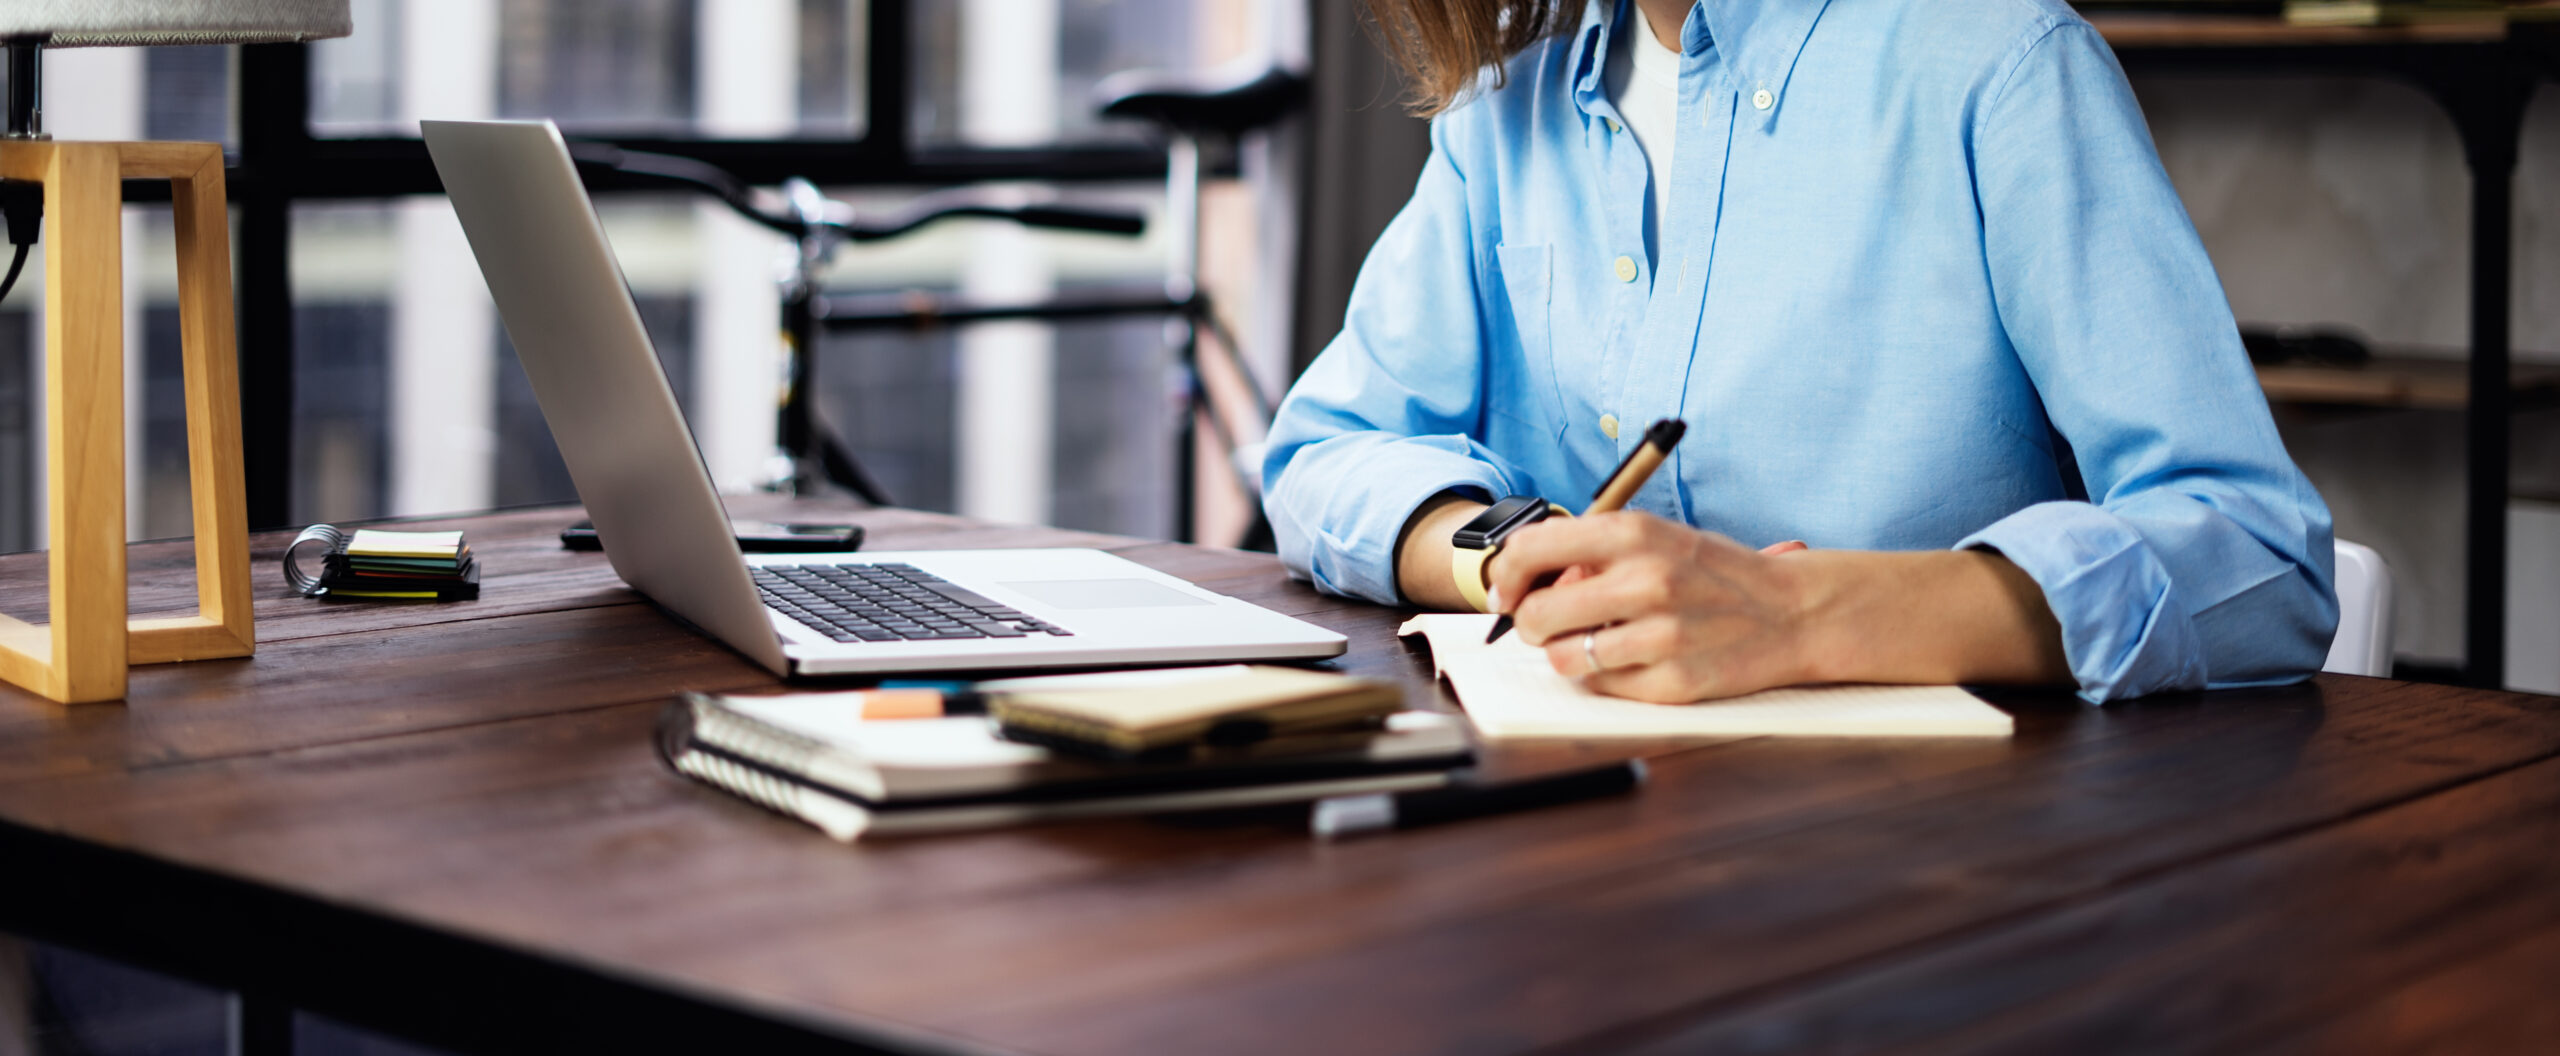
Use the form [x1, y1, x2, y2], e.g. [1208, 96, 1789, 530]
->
[1487, 418, 1687, 644]
[1309, 760, 1646, 839]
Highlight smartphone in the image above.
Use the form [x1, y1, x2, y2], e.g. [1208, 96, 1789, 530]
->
[560, 519, 864, 553]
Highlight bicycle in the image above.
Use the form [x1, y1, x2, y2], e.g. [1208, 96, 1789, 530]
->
[569, 62, 1304, 546]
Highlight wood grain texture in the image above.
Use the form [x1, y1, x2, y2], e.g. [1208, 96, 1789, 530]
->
[0, 141, 258, 701]
[0, 498, 1138, 769]
[38, 142, 128, 704]
[163, 141, 254, 659]
[112, 140, 215, 179]
[1610, 752, 2560, 1055]
[0, 504, 2554, 1054]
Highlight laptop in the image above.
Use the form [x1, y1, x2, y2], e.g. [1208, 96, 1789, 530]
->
[422, 119, 1346, 676]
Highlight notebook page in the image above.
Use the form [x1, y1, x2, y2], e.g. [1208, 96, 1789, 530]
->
[1399, 614, 2013, 739]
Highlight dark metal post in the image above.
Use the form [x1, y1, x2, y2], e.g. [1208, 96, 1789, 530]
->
[2462, 120, 2518, 689]
[237, 44, 311, 529]
[865, 1, 909, 158]
[1174, 320, 1200, 543]
[780, 276, 819, 494]
[5, 38, 43, 139]
[2424, 58, 2535, 689]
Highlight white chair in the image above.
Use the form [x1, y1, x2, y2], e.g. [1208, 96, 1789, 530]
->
[2324, 539, 2395, 676]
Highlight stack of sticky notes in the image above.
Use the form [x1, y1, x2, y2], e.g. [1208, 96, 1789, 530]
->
[321, 529, 480, 600]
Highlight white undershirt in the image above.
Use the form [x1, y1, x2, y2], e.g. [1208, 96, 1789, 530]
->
[1603, 6, 1684, 264]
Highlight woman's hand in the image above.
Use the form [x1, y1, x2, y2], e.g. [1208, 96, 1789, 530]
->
[1484, 512, 1822, 702]
[1483, 512, 2068, 702]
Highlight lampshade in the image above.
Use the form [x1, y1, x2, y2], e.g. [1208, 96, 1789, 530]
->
[0, 0, 350, 46]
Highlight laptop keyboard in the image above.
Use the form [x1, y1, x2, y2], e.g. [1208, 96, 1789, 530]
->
[751, 562, 1074, 643]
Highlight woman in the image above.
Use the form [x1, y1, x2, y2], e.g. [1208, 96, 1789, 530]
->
[1261, 0, 2336, 704]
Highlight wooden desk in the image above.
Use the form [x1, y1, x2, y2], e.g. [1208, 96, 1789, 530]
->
[2, 501, 2556, 1054]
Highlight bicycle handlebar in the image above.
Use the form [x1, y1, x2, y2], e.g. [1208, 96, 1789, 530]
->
[564, 141, 1147, 243]
[844, 195, 1147, 241]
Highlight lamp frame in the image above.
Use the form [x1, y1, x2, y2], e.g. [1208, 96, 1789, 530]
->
[0, 140, 254, 704]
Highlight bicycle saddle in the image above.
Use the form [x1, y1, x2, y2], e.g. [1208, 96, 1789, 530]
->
[1095, 65, 1307, 138]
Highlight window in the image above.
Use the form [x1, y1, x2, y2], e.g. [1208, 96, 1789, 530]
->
[1, 0, 1282, 551]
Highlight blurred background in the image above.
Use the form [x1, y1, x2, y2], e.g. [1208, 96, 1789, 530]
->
[2, 0, 1293, 556]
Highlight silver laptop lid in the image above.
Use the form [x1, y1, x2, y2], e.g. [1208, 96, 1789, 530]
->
[423, 119, 788, 674]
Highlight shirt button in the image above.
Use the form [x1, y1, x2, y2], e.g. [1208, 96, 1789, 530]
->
[1613, 255, 1637, 282]
[1606, 117, 1622, 133]
[1600, 414, 1620, 440]
[1753, 88, 1774, 110]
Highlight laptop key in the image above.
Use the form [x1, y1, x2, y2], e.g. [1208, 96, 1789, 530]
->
[772, 562, 1075, 639]
[921, 583, 1004, 609]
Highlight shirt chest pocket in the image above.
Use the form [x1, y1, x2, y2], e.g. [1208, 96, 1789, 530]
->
[1492, 242, 1568, 437]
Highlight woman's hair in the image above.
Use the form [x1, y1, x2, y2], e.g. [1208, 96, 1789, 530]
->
[1362, 0, 1574, 117]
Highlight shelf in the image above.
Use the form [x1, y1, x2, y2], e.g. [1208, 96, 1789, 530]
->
[2087, 13, 2512, 48]
[2255, 353, 2560, 408]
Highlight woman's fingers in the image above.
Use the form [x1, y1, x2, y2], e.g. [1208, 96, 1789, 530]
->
[1540, 614, 1679, 676]
[1482, 512, 1656, 607]
[1512, 561, 1674, 646]
[1582, 662, 1701, 704]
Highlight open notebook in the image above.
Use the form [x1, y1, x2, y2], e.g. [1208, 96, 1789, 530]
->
[1399, 615, 2014, 739]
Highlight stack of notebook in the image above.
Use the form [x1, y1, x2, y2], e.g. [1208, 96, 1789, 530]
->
[328, 529, 479, 599]
[310, 527, 481, 600]
[660, 666, 1470, 840]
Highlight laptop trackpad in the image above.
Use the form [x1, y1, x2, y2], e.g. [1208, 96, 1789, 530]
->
[1002, 578, 1213, 609]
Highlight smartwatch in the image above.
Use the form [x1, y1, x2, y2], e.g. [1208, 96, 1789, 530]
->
[1449, 495, 1568, 612]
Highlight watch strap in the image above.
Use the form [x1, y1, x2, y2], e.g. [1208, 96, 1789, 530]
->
[1451, 543, 1495, 613]
[1448, 500, 1571, 613]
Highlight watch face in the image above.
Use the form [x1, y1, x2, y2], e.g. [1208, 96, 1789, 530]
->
[1454, 495, 1551, 550]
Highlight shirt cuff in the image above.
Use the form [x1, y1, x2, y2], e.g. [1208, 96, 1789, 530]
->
[1270, 435, 1514, 607]
[1957, 500, 2209, 704]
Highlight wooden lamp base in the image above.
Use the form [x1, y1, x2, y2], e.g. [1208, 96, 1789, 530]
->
[0, 140, 255, 704]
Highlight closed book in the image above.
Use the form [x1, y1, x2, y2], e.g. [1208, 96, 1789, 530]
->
[659, 690, 1471, 840]
[979, 664, 1406, 757]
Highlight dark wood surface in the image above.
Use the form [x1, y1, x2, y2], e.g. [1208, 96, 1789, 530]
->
[2, 500, 2555, 1055]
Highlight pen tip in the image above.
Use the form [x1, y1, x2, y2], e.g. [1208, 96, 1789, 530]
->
[1645, 419, 1686, 447]
[1484, 616, 1513, 644]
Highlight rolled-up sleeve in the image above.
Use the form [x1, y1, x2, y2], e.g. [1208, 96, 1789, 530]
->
[1966, 22, 2338, 702]
[1263, 118, 1531, 605]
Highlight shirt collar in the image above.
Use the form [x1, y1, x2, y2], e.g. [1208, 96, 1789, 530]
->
[1699, 0, 1833, 130]
[1566, 0, 1612, 104]
[1568, 0, 1833, 131]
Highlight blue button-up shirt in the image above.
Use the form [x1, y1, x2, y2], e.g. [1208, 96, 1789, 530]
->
[1263, 0, 2337, 702]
